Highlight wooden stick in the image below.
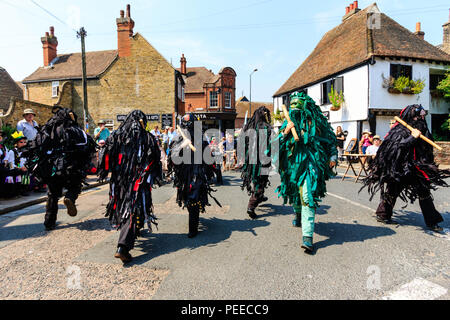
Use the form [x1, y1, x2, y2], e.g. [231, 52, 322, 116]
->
[139, 119, 146, 130]
[177, 125, 197, 152]
[281, 104, 300, 142]
[394, 116, 443, 151]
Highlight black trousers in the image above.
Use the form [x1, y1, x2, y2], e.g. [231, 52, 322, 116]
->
[188, 206, 200, 234]
[214, 165, 223, 184]
[44, 176, 81, 229]
[376, 183, 444, 227]
[118, 217, 137, 251]
[248, 188, 265, 210]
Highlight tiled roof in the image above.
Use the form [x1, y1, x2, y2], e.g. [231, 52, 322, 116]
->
[274, 3, 450, 97]
[177, 67, 216, 93]
[0, 67, 23, 110]
[23, 50, 118, 83]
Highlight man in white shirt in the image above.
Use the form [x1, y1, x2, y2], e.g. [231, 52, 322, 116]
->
[366, 135, 382, 156]
[17, 109, 39, 141]
[150, 125, 161, 139]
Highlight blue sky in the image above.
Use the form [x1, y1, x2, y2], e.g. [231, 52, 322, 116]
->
[1, 0, 449, 102]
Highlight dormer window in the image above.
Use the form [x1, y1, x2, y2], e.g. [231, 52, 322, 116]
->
[52, 81, 59, 98]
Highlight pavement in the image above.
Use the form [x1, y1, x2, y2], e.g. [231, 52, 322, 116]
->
[0, 175, 106, 215]
[0, 168, 449, 300]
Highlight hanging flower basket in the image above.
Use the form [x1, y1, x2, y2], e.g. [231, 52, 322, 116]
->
[383, 75, 425, 95]
[328, 85, 344, 112]
[330, 104, 341, 111]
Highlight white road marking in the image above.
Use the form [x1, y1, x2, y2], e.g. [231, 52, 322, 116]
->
[383, 278, 448, 300]
[327, 192, 376, 213]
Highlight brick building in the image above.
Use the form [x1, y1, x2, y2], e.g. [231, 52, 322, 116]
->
[22, 5, 184, 132]
[0, 67, 23, 112]
[177, 54, 237, 133]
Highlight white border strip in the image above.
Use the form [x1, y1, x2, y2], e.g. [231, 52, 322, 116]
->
[327, 192, 376, 213]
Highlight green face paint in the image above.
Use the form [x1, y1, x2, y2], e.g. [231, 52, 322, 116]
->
[289, 92, 306, 110]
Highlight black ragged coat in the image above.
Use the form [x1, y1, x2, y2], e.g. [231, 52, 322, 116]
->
[97, 110, 163, 232]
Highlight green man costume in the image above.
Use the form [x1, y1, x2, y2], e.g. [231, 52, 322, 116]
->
[274, 92, 337, 253]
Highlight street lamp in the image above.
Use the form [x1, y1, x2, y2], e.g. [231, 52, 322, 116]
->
[249, 68, 258, 118]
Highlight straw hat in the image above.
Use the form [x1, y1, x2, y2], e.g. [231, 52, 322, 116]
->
[373, 135, 381, 140]
[23, 108, 36, 116]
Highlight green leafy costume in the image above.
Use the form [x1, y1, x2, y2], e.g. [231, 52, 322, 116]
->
[273, 92, 337, 249]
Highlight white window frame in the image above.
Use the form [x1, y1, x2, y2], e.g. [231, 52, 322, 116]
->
[224, 92, 232, 108]
[209, 91, 218, 108]
[52, 81, 59, 98]
[182, 87, 185, 102]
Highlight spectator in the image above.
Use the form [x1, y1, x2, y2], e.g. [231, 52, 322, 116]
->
[168, 127, 177, 144]
[161, 127, 169, 155]
[335, 126, 346, 161]
[94, 120, 111, 145]
[0, 129, 7, 166]
[150, 125, 161, 139]
[17, 108, 38, 141]
[359, 130, 373, 154]
[0, 130, 9, 197]
[366, 135, 382, 157]
[11, 132, 30, 196]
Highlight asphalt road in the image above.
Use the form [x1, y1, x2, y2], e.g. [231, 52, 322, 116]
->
[0, 170, 449, 300]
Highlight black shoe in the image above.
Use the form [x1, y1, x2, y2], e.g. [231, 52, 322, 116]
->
[376, 216, 395, 225]
[259, 196, 268, 204]
[427, 224, 444, 233]
[301, 237, 314, 254]
[44, 223, 56, 231]
[64, 198, 78, 217]
[114, 246, 132, 263]
[292, 219, 302, 228]
[247, 208, 258, 220]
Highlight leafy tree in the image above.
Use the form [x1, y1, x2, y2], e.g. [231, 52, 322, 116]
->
[436, 72, 450, 101]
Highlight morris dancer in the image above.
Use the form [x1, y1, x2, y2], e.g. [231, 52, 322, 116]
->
[98, 110, 163, 263]
[240, 106, 272, 219]
[274, 92, 337, 254]
[361, 105, 449, 232]
[167, 114, 221, 238]
[25, 106, 95, 231]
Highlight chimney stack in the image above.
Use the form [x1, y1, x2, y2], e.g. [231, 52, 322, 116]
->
[414, 22, 425, 40]
[180, 54, 187, 75]
[116, 4, 135, 58]
[343, 1, 360, 21]
[442, 9, 450, 54]
[41, 26, 58, 67]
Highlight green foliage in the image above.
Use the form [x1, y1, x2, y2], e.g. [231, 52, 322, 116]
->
[436, 72, 450, 101]
[272, 108, 284, 123]
[386, 76, 425, 94]
[1, 124, 16, 149]
[393, 76, 410, 92]
[328, 85, 344, 109]
[410, 79, 425, 94]
[441, 114, 450, 132]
